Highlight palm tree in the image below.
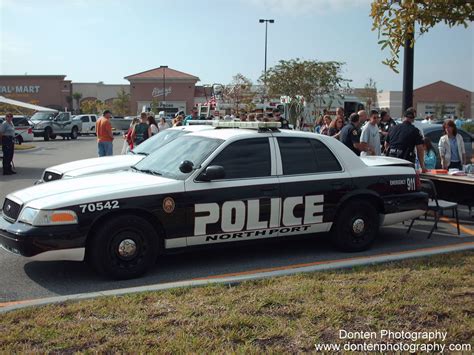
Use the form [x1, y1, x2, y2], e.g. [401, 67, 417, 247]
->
[72, 92, 83, 113]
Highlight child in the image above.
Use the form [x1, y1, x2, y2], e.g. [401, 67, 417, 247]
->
[423, 137, 437, 170]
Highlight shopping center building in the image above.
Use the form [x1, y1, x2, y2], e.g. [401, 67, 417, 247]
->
[0, 75, 72, 111]
[378, 81, 473, 119]
[2, 72, 472, 119]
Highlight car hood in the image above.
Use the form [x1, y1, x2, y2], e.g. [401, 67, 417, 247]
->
[45, 155, 144, 177]
[8, 170, 182, 210]
[360, 156, 414, 167]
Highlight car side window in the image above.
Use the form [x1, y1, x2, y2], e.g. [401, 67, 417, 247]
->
[458, 130, 472, 142]
[80, 116, 89, 123]
[208, 138, 271, 179]
[91, 116, 97, 122]
[277, 137, 341, 175]
[426, 131, 443, 143]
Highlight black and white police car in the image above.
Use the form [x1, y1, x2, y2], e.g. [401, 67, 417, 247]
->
[0, 121, 427, 279]
[37, 123, 214, 183]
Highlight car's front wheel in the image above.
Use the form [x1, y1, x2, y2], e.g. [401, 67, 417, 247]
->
[331, 200, 379, 252]
[44, 127, 52, 141]
[88, 215, 159, 279]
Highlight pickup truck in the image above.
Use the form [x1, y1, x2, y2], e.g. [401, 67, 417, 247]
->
[72, 114, 97, 135]
[30, 111, 82, 141]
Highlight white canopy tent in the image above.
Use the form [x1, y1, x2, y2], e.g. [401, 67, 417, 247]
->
[0, 96, 58, 113]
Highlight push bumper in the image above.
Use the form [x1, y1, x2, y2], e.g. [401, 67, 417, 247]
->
[0, 216, 87, 261]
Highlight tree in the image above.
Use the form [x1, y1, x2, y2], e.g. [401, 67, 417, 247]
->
[112, 88, 131, 116]
[221, 74, 256, 113]
[457, 102, 465, 118]
[263, 58, 350, 124]
[358, 78, 378, 111]
[80, 99, 110, 115]
[371, 0, 473, 72]
[72, 92, 82, 113]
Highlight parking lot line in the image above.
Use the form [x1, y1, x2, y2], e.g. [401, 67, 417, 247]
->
[440, 216, 474, 236]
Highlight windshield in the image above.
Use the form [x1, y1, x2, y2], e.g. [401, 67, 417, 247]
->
[134, 135, 224, 180]
[132, 128, 187, 155]
[31, 112, 55, 121]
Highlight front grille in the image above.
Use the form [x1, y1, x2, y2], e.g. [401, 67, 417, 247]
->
[2, 199, 21, 222]
[42, 171, 63, 182]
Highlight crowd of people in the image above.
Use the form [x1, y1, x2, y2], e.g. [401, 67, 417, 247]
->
[312, 106, 470, 173]
[90, 105, 471, 175]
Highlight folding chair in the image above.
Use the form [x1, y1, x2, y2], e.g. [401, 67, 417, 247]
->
[407, 178, 460, 238]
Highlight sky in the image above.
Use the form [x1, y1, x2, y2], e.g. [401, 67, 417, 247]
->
[0, 0, 473, 92]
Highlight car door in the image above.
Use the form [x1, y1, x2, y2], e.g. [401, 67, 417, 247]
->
[275, 136, 352, 235]
[183, 135, 281, 247]
[80, 116, 90, 132]
[458, 129, 473, 163]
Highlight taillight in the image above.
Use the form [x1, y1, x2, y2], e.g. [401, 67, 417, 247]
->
[28, 128, 32, 134]
[415, 171, 421, 191]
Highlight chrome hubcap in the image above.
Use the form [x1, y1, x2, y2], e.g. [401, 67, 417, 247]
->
[352, 219, 365, 234]
[118, 239, 137, 257]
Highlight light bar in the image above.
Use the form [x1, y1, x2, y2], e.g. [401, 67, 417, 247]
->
[212, 121, 281, 129]
[185, 120, 215, 125]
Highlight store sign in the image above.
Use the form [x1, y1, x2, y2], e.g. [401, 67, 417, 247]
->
[0, 85, 41, 94]
[152, 87, 172, 98]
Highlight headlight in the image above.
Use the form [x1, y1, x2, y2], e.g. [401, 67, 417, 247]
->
[18, 207, 78, 226]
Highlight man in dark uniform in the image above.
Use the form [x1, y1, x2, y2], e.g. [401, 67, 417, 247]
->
[339, 113, 372, 156]
[379, 110, 396, 152]
[0, 112, 16, 175]
[273, 109, 290, 129]
[385, 108, 427, 172]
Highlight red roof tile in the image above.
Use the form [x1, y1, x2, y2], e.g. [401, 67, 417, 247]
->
[125, 67, 199, 81]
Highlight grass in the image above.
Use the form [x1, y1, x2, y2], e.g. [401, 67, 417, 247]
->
[1, 252, 473, 352]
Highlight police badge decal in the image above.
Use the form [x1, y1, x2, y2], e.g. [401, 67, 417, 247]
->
[163, 197, 175, 214]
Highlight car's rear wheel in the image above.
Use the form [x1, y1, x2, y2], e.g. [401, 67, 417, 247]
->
[88, 215, 159, 279]
[14, 135, 23, 145]
[331, 200, 378, 252]
[71, 126, 79, 140]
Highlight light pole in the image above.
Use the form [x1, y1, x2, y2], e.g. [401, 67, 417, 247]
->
[160, 65, 168, 113]
[259, 19, 274, 86]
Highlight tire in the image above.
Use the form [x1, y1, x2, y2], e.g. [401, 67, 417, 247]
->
[44, 127, 52, 141]
[71, 126, 78, 140]
[50, 134, 56, 140]
[331, 200, 379, 252]
[88, 215, 159, 280]
[15, 135, 23, 145]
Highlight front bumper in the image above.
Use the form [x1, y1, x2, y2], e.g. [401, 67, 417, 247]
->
[0, 216, 87, 261]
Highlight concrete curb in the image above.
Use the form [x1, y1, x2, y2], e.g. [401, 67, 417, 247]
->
[14, 146, 41, 153]
[1, 242, 473, 314]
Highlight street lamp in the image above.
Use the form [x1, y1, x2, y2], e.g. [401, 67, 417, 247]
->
[159, 65, 168, 112]
[259, 19, 274, 85]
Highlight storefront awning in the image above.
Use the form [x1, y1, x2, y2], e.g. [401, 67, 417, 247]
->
[0, 95, 58, 112]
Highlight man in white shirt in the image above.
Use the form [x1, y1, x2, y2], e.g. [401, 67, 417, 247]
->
[360, 110, 381, 157]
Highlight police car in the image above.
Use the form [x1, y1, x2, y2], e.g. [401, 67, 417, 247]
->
[0, 121, 427, 279]
[37, 124, 214, 183]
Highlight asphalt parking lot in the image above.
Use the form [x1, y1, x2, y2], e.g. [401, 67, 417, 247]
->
[0, 135, 473, 304]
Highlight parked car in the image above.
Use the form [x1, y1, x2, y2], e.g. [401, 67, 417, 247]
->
[72, 114, 97, 135]
[0, 115, 34, 144]
[36, 124, 215, 183]
[1, 121, 427, 279]
[414, 123, 474, 168]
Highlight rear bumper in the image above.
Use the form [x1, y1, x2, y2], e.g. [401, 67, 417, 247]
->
[380, 192, 428, 226]
[0, 216, 87, 261]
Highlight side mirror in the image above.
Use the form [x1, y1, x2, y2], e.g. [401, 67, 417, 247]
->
[179, 160, 194, 173]
[198, 165, 225, 181]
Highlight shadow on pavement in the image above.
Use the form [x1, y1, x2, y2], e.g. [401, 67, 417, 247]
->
[22, 225, 474, 298]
